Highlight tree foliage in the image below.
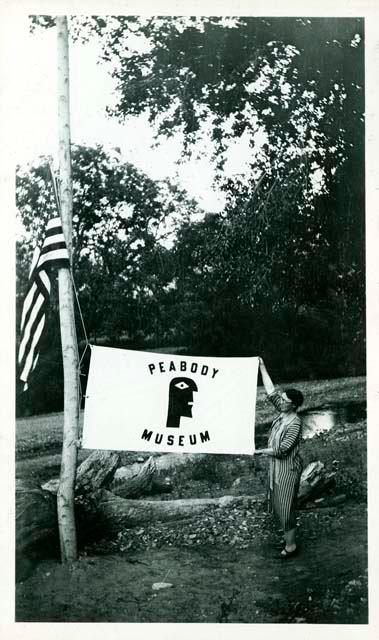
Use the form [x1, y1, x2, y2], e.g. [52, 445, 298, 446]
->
[76, 15, 364, 314]
[75, 18, 362, 165]
[19, 17, 365, 415]
[83, 15, 363, 378]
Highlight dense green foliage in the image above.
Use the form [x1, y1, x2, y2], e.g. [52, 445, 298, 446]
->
[17, 17, 365, 415]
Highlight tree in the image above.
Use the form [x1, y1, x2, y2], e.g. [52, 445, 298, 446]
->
[72, 18, 362, 172]
[71, 16, 364, 370]
[16, 144, 202, 414]
[27, 17, 365, 380]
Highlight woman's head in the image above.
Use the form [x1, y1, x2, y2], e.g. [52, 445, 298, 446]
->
[281, 388, 304, 411]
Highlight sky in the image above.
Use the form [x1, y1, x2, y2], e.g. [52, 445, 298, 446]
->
[12, 17, 255, 216]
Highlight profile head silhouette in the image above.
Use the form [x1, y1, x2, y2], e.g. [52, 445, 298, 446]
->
[166, 377, 198, 429]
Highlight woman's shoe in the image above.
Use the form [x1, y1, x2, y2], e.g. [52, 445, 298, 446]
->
[279, 545, 299, 559]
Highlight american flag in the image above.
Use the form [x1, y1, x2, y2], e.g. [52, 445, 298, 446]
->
[18, 217, 70, 388]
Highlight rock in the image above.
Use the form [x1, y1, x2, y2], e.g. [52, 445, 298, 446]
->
[347, 579, 361, 588]
[327, 494, 346, 506]
[152, 582, 173, 591]
[42, 478, 60, 494]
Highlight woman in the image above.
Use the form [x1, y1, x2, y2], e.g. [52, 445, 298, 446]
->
[255, 357, 304, 559]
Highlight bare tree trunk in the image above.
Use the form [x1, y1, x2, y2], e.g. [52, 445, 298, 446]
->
[43, 450, 120, 495]
[56, 15, 79, 565]
[43, 452, 172, 499]
[110, 456, 172, 498]
[16, 479, 58, 553]
[111, 452, 207, 488]
[79, 491, 256, 538]
[75, 450, 120, 495]
[298, 461, 336, 506]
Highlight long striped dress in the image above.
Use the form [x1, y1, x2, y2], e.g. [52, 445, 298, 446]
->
[267, 391, 303, 532]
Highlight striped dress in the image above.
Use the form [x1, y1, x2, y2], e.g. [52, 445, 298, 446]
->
[267, 391, 303, 532]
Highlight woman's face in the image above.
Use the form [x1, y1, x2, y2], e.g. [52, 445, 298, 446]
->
[280, 392, 294, 413]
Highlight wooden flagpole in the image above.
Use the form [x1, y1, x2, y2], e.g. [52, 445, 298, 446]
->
[56, 15, 80, 564]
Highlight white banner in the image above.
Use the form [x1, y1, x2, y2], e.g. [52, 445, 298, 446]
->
[82, 346, 258, 454]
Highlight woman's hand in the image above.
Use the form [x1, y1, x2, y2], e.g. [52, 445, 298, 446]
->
[255, 448, 273, 456]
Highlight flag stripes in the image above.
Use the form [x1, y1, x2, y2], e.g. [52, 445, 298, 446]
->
[18, 274, 49, 362]
[18, 217, 70, 387]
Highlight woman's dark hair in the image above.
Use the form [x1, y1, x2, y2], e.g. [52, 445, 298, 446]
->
[284, 388, 304, 409]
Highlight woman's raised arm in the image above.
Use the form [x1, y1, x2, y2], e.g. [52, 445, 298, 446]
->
[258, 357, 275, 396]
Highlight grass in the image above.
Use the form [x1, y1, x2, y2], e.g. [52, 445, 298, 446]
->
[16, 376, 366, 455]
[16, 411, 84, 458]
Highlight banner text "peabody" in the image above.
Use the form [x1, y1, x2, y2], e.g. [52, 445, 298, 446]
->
[148, 360, 219, 378]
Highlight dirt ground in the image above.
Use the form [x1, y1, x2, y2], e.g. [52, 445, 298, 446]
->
[16, 501, 367, 623]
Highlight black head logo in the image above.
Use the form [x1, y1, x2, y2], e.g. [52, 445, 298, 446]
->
[166, 377, 198, 428]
